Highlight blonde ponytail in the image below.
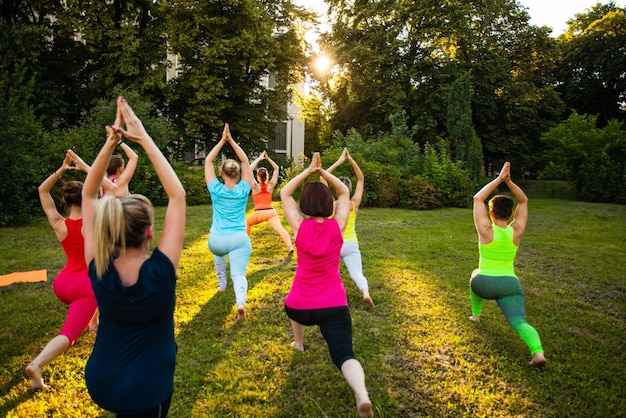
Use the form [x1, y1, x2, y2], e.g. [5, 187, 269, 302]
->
[93, 196, 126, 278]
[92, 195, 154, 278]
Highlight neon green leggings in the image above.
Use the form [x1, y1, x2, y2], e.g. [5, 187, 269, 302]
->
[470, 274, 544, 355]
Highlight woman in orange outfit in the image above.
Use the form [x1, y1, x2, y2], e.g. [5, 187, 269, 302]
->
[246, 151, 293, 253]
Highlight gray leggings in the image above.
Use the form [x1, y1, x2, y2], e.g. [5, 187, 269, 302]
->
[341, 241, 368, 291]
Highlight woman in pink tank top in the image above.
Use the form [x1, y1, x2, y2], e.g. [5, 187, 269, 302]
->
[280, 153, 373, 418]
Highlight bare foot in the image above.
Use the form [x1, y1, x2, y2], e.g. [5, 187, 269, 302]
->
[88, 313, 99, 333]
[88, 320, 99, 333]
[25, 363, 47, 390]
[357, 398, 373, 417]
[363, 295, 375, 308]
[290, 341, 305, 352]
[287, 246, 293, 253]
[236, 307, 247, 322]
[216, 286, 226, 292]
[469, 315, 480, 322]
[529, 352, 546, 367]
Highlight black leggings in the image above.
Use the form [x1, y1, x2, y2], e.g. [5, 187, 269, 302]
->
[116, 395, 172, 418]
[285, 305, 355, 369]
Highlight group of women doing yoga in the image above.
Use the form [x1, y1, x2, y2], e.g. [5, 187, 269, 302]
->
[27, 96, 544, 417]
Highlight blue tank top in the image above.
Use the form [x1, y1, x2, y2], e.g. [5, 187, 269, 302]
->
[208, 178, 251, 234]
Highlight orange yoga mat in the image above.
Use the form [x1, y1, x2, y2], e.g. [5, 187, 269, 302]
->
[0, 270, 47, 287]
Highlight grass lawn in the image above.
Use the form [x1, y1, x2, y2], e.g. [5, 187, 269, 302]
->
[0, 192, 624, 417]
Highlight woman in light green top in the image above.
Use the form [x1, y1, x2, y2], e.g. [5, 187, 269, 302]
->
[470, 161, 546, 367]
[324, 148, 374, 307]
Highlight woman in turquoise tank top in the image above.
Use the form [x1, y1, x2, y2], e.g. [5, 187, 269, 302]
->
[470, 161, 546, 367]
[205, 124, 254, 322]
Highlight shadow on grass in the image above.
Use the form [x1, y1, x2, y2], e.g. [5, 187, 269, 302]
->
[0, 378, 41, 413]
[2, 202, 623, 416]
[351, 208, 556, 417]
[364, 205, 625, 417]
[170, 237, 296, 416]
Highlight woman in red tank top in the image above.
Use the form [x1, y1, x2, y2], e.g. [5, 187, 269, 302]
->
[25, 150, 107, 389]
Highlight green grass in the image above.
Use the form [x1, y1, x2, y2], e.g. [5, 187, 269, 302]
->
[1, 196, 625, 417]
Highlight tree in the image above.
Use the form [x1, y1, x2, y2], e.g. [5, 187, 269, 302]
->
[59, 0, 169, 115]
[446, 71, 485, 182]
[296, 90, 332, 155]
[0, 69, 45, 226]
[541, 112, 626, 203]
[0, 1, 87, 127]
[0, 0, 171, 127]
[557, 3, 626, 126]
[447, 72, 472, 160]
[164, 0, 311, 155]
[323, 0, 564, 173]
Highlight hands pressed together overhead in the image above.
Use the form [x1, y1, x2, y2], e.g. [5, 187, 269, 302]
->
[107, 96, 150, 145]
[307, 152, 322, 175]
[221, 123, 234, 144]
[497, 161, 511, 183]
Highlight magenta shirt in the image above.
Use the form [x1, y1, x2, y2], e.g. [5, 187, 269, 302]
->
[285, 218, 348, 310]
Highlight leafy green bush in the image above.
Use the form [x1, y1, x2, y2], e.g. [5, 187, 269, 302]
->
[0, 93, 44, 226]
[541, 112, 626, 203]
[411, 142, 474, 208]
[537, 161, 569, 180]
[283, 116, 476, 210]
[365, 160, 402, 207]
[577, 152, 626, 203]
[177, 167, 209, 206]
[404, 176, 443, 209]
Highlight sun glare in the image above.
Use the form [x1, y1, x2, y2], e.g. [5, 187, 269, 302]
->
[315, 55, 332, 74]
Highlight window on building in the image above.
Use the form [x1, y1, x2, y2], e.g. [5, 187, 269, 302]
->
[268, 122, 287, 152]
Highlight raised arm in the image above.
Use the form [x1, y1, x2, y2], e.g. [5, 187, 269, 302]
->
[266, 153, 281, 193]
[320, 147, 348, 187]
[250, 152, 264, 172]
[113, 141, 138, 197]
[347, 150, 364, 209]
[205, 125, 228, 185]
[280, 153, 321, 234]
[39, 152, 72, 239]
[326, 147, 348, 175]
[83, 128, 119, 264]
[68, 149, 116, 195]
[320, 168, 350, 231]
[224, 127, 254, 185]
[473, 162, 510, 243]
[115, 97, 186, 267]
[249, 151, 265, 193]
[507, 176, 528, 245]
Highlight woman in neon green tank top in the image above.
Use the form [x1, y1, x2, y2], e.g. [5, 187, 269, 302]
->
[470, 161, 546, 367]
